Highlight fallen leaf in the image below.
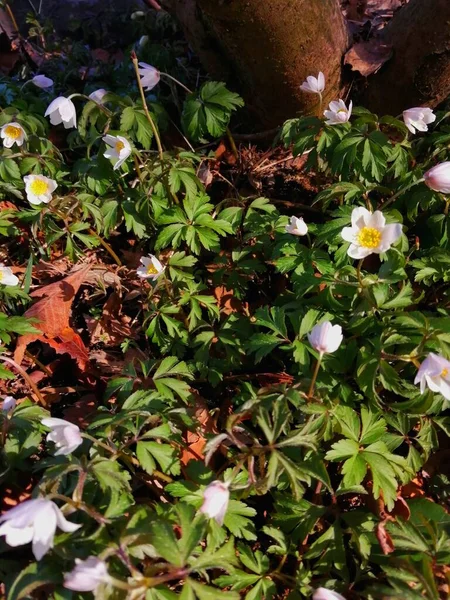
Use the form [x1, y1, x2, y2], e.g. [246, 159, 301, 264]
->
[14, 264, 91, 368]
[376, 520, 395, 555]
[85, 292, 131, 346]
[181, 397, 217, 466]
[345, 39, 393, 76]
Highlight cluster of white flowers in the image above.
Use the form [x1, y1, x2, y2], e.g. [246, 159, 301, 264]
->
[300, 71, 437, 134]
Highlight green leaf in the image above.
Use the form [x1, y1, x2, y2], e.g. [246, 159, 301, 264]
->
[136, 441, 180, 476]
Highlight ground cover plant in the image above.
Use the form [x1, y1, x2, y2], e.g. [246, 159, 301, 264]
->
[0, 6, 449, 600]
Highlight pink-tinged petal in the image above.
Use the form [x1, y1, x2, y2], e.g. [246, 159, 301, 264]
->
[313, 588, 347, 600]
[317, 71, 325, 91]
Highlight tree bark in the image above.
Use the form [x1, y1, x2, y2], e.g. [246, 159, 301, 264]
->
[363, 0, 450, 115]
[167, 0, 349, 127]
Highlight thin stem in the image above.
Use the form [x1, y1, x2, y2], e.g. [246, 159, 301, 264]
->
[382, 177, 425, 209]
[226, 127, 239, 160]
[318, 92, 323, 118]
[131, 54, 164, 161]
[88, 229, 122, 266]
[356, 258, 365, 288]
[307, 352, 323, 399]
[5, 3, 19, 33]
[0, 355, 47, 407]
[160, 72, 192, 94]
[47, 493, 110, 524]
[133, 154, 144, 184]
[67, 93, 112, 118]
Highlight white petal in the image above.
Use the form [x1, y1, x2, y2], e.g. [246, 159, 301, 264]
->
[32, 503, 57, 560]
[347, 244, 372, 259]
[341, 226, 356, 243]
[381, 223, 402, 247]
[351, 206, 370, 228]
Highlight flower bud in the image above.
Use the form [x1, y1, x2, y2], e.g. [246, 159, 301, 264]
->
[424, 162, 450, 194]
[308, 321, 343, 355]
[199, 480, 230, 525]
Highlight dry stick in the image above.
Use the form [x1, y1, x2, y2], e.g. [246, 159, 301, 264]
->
[131, 52, 164, 161]
[0, 355, 47, 407]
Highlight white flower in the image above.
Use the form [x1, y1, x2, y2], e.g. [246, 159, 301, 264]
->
[89, 89, 108, 104]
[137, 255, 165, 281]
[341, 207, 402, 259]
[2, 396, 16, 413]
[31, 75, 53, 89]
[199, 480, 230, 526]
[138, 62, 161, 92]
[403, 107, 436, 135]
[286, 216, 308, 236]
[45, 97, 77, 129]
[23, 174, 57, 206]
[324, 99, 352, 125]
[313, 588, 346, 600]
[0, 122, 26, 148]
[103, 134, 132, 170]
[0, 498, 81, 560]
[308, 321, 343, 355]
[41, 417, 83, 456]
[424, 162, 450, 194]
[0, 264, 19, 287]
[64, 557, 111, 592]
[414, 353, 450, 401]
[300, 72, 325, 95]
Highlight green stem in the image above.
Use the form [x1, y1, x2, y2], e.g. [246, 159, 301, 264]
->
[356, 258, 365, 288]
[382, 177, 425, 209]
[67, 93, 113, 118]
[131, 55, 164, 161]
[307, 352, 323, 399]
[160, 72, 192, 94]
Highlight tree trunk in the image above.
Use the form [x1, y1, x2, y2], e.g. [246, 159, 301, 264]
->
[167, 0, 349, 127]
[363, 0, 450, 115]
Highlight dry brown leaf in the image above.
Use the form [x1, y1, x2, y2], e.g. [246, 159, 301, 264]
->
[344, 39, 393, 76]
[376, 520, 395, 555]
[181, 397, 217, 466]
[14, 265, 91, 368]
[86, 292, 131, 345]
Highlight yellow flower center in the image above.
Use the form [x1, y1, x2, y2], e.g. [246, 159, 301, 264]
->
[30, 179, 49, 195]
[4, 125, 22, 139]
[337, 108, 347, 113]
[115, 140, 125, 152]
[0, 271, 3, 281]
[147, 264, 158, 275]
[357, 227, 382, 248]
[442, 368, 448, 378]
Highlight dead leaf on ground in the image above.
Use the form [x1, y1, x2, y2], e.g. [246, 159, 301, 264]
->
[14, 264, 91, 369]
[85, 292, 132, 345]
[63, 394, 97, 427]
[345, 39, 393, 76]
[181, 397, 217, 466]
[214, 286, 243, 315]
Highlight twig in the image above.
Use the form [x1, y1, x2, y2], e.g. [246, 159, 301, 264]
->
[0, 355, 47, 407]
[88, 229, 122, 266]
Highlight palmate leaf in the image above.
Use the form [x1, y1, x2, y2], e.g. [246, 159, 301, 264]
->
[182, 81, 244, 142]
